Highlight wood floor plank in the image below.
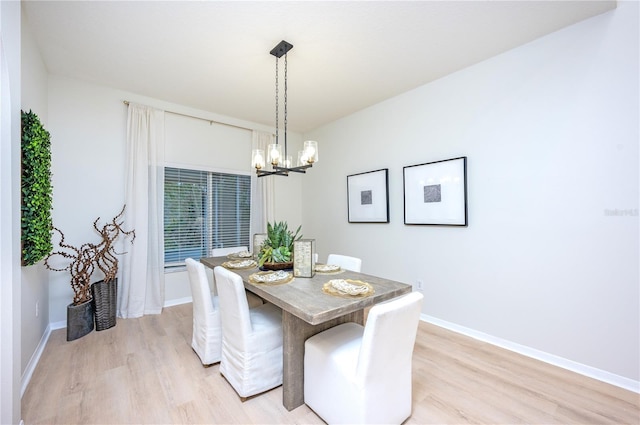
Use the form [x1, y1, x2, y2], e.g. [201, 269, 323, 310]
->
[21, 303, 640, 424]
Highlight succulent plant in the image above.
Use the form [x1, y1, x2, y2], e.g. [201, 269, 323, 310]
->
[258, 221, 302, 266]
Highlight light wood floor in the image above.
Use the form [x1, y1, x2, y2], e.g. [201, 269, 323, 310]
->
[22, 303, 639, 424]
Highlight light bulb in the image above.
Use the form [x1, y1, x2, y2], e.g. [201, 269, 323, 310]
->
[252, 149, 265, 170]
[268, 144, 282, 166]
[303, 141, 318, 164]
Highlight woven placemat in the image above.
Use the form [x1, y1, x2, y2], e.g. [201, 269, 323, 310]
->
[322, 279, 374, 298]
[226, 251, 253, 260]
[222, 259, 257, 270]
[314, 264, 344, 275]
[248, 271, 294, 286]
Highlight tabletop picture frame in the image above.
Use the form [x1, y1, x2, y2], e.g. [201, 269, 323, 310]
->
[403, 156, 467, 226]
[347, 168, 389, 223]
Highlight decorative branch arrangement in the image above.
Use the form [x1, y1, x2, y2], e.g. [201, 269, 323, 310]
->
[92, 205, 135, 284]
[45, 205, 135, 305]
[45, 229, 96, 305]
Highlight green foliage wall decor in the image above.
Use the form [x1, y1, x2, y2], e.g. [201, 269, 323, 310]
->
[21, 110, 53, 266]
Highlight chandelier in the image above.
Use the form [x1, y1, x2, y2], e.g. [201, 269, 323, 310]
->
[251, 40, 319, 177]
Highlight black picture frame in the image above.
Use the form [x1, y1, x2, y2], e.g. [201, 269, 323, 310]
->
[347, 168, 389, 223]
[403, 157, 467, 226]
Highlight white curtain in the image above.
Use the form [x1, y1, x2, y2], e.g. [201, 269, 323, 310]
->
[251, 130, 275, 238]
[119, 103, 165, 318]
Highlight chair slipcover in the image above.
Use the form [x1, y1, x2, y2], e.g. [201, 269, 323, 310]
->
[185, 258, 223, 366]
[211, 247, 263, 307]
[214, 266, 284, 399]
[304, 291, 424, 424]
[326, 254, 362, 272]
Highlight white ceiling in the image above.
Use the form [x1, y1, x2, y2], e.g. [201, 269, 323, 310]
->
[22, 1, 616, 133]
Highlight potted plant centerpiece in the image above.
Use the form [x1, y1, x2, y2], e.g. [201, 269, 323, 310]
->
[258, 221, 302, 270]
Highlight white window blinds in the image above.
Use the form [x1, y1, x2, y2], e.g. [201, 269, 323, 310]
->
[164, 167, 251, 267]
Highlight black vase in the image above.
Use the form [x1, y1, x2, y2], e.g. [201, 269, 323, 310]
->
[67, 299, 94, 341]
[91, 278, 117, 331]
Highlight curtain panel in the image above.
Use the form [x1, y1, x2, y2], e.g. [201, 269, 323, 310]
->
[119, 103, 165, 318]
[251, 130, 275, 243]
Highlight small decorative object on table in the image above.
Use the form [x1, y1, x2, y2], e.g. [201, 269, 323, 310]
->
[293, 239, 315, 278]
[253, 233, 267, 261]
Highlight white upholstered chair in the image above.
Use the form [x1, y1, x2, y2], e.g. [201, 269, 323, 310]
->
[185, 258, 223, 366]
[214, 266, 284, 399]
[304, 291, 424, 424]
[326, 253, 362, 272]
[211, 246, 263, 307]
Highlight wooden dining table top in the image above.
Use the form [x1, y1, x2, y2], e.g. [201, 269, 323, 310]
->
[200, 256, 412, 325]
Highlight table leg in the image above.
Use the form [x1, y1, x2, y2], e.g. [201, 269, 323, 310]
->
[281, 310, 364, 411]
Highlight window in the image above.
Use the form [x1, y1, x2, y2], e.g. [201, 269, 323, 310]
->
[164, 167, 251, 267]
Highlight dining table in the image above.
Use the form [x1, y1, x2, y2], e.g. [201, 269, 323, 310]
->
[200, 256, 412, 411]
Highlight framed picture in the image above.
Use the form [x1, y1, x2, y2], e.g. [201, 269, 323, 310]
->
[347, 168, 389, 223]
[403, 157, 467, 226]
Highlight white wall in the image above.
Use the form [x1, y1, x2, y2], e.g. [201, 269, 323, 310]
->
[302, 2, 639, 383]
[1, 1, 22, 423]
[20, 7, 50, 382]
[47, 77, 128, 324]
[46, 76, 303, 323]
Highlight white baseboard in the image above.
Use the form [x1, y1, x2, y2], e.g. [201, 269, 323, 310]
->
[49, 320, 66, 330]
[422, 314, 640, 394]
[164, 296, 192, 308]
[21, 323, 53, 398]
